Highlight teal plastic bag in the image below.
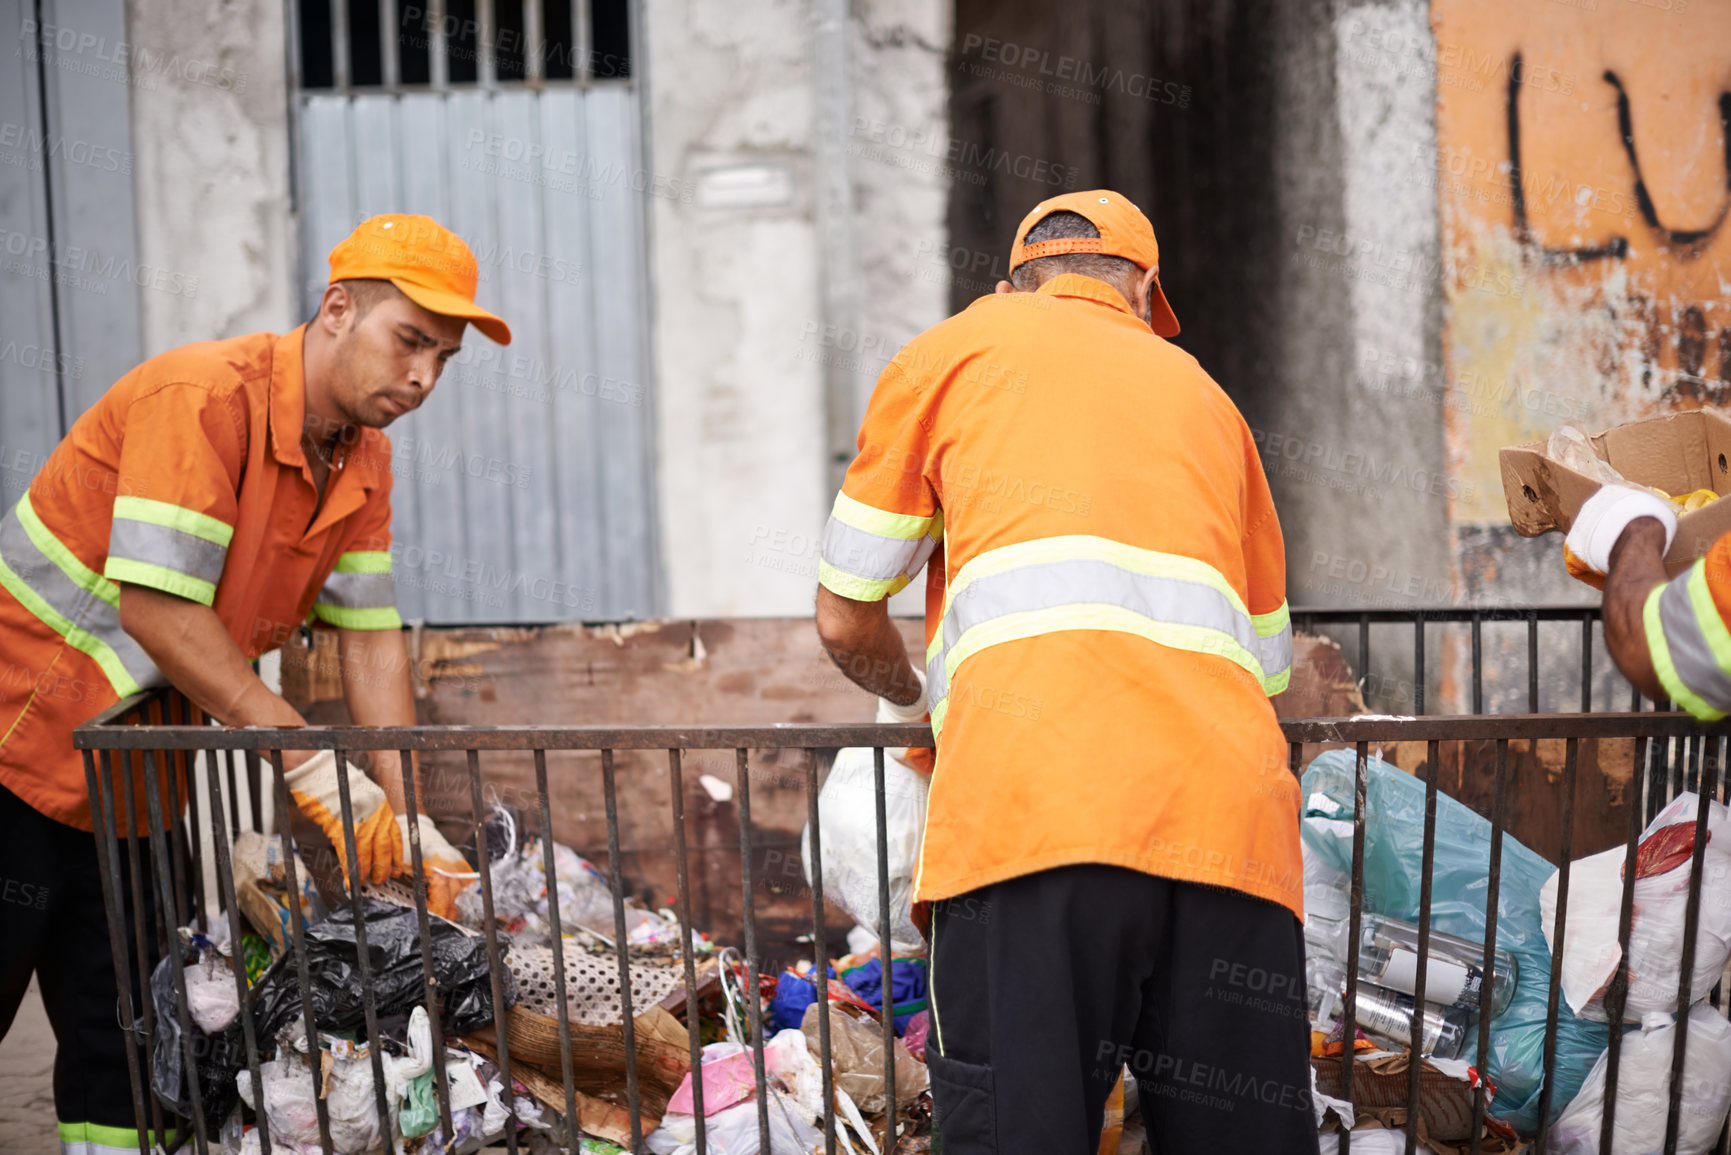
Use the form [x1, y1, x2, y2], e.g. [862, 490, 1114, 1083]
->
[1301, 749, 1608, 1133]
[400, 1070, 438, 1139]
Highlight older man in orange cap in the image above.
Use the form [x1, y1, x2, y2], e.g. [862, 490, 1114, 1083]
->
[0, 214, 507, 1152]
[815, 192, 1315, 1152]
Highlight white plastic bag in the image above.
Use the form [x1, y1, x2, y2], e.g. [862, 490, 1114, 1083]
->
[801, 746, 930, 952]
[1542, 792, 1731, 1021]
[1549, 1005, 1731, 1155]
[186, 955, 241, 1034]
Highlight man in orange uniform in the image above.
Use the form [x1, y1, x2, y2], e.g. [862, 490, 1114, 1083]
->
[815, 192, 1314, 1151]
[1572, 484, 1731, 719]
[0, 214, 500, 1152]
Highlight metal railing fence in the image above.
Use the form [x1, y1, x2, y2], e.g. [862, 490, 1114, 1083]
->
[74, 692, 1731, 1155]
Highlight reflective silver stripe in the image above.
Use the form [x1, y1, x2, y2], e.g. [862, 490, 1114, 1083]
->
[1256, 629, 1293, 682]
[1658, 570, 1731, 710]
[0, 507, 163, 693]
[927, 557, 1265, 711]
[820, 516, 925, 583]
[108, 517, 228, 586]
[318, 568, 397, 610]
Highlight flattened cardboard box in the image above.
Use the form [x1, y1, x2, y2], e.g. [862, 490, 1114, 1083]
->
[1501, 409, 1731, 578]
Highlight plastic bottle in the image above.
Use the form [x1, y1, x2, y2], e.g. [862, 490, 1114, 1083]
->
[1357, 914, 1518, 1020]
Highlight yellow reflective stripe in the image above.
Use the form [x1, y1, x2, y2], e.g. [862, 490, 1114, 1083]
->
[18, 492, 118, 606]
[0, 549, 141, 698]
[944, 535, 1250, 621]
[1252, 601, 1290, 638]
[103, 558, 217, 606]
[1686, 562, 1731, 680]
[1264, 666, 1291, 695]
[817, 559, 908, 602]
[312, 603, 404, 629]
[1645, 582, 1725, 722]
[930, 695, 949, 735]
[832, 490, 933, 541]
[111, 495, 233, 547]
[333, 550, 392, 574]
[58, 1120, 176, 1152]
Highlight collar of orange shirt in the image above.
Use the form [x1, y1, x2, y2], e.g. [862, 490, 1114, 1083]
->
[1032, 272, 1147, 327]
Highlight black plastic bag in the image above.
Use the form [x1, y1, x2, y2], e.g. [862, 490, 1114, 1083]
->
[145, 955, 243, 1131]
[251, 897, 511, 1042]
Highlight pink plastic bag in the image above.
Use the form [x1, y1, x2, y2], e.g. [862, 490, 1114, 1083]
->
[667, 1048, 757, 1116]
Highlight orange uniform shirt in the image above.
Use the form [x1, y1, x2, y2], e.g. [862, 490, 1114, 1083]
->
[819, 275, 1302, 918]
[0, 324, 402, 830]
[1643, 531, 1731, 723]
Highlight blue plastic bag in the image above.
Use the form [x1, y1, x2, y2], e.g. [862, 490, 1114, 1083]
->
[1300, 749, 1608, 1133]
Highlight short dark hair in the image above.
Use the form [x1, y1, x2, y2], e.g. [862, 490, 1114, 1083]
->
[328, 278, 400, 320]
[1010, 211, 1141, 293]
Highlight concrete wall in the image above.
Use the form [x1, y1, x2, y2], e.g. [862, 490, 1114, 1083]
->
[125, 0, 296, 353]
[644, 0, 951, 617]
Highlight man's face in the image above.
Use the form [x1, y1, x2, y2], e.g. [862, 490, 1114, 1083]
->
[328, 286, 467, 428]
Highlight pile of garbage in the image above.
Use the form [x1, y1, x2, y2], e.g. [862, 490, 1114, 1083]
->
[1299, 749, 1731, 1154]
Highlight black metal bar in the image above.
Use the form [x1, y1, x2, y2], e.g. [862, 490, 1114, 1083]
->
[396, 746, 454, 1139]
[271, 749, 336, 1154]
[1404, 739, 1440, 1155]
[1340, 741, 1369, 1155]
[1469, 739, 1509, 1155]
[156, 698, 192, 933]
[330, 747, 395, 1136]
[601, 748, 644, 1152]
[537, 748, 583, 1152]
[1537, 737, 1579, 1147]
[1581, 613, 1594, 712]
[77, 713, 1731, 752]
[1472, 611, 1484, 714]
[86, 749, 151, 1153]
[873, 745, 899, 1142]
[1293, 605, 1606, 624]
[805, 747, 837, 1154]
[225, 746, 242, 849]
[114, 750, 168, 1148]
[737, 748, 771, 1152]
[1414, 617, 1425, 715]
[203, 745, 270, 1155]
[174, 695, 207, 931]
[1528, 611, 1540, 712]
[141, 750, 209, 1153]
[468, 747, 520, 1154]
[665, 748, 708, 1155]
[1599, 735, 1650, 1155]
[1663, 744, 1719, 1154]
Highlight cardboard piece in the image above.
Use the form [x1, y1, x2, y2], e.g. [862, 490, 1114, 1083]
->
[1500, 410, 1731, 577]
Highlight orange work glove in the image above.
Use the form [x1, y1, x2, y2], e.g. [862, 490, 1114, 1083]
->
[284, 750, 405, 888]
[397, 814, 476, 921]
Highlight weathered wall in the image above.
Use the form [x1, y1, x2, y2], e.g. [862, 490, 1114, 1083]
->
[645, 0, 950, 618]
[125, 0, 296, 351]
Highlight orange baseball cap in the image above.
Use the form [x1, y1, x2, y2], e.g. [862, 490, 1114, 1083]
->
[327, 214, 512, 345]
[1008, 190, 1179, 337]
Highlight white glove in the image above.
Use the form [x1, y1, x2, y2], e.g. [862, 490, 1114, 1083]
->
[1564, 485, 1677, 574]
[876, 669, 929, 723]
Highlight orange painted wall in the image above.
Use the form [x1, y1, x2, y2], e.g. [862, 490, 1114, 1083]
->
[1431, 0, 1731, 527]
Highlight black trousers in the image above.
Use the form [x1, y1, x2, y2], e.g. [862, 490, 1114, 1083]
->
[0, 782, 168, 1137]
[927, 864, 1320, 1154]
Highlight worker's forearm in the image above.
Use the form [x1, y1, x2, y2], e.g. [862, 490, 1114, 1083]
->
[117, 584, 308, 731]
[1602, 517, 1669, 702]
[337, 626, 419, 813]
[815, 586, 923, 705]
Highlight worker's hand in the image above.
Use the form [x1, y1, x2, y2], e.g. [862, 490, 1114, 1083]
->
[284, 750, 405, 888]
[396, 814, 476, 921]
[878, 670, 935, 773]
[1564, 485, 1676, 588]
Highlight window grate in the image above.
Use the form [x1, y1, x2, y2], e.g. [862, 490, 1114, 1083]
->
[297, 0, 631, 92]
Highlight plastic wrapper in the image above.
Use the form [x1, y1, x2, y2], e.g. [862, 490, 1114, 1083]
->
[1549, 1006, 1731, 1155]
[457, 834, 683, 949]
[801, 746, 930, 952]
[1301, 749, 1608, 1131]
[647, 1032, 826, 1155]
[186, 952, 241, 1033]
[249, 897, 510, 1042]
[1541, 791, 1731, 1021]
[799, 1002, 929, 1115]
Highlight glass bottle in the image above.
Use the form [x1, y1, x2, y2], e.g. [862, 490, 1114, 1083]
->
[1357, 914, 1518, 1020]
